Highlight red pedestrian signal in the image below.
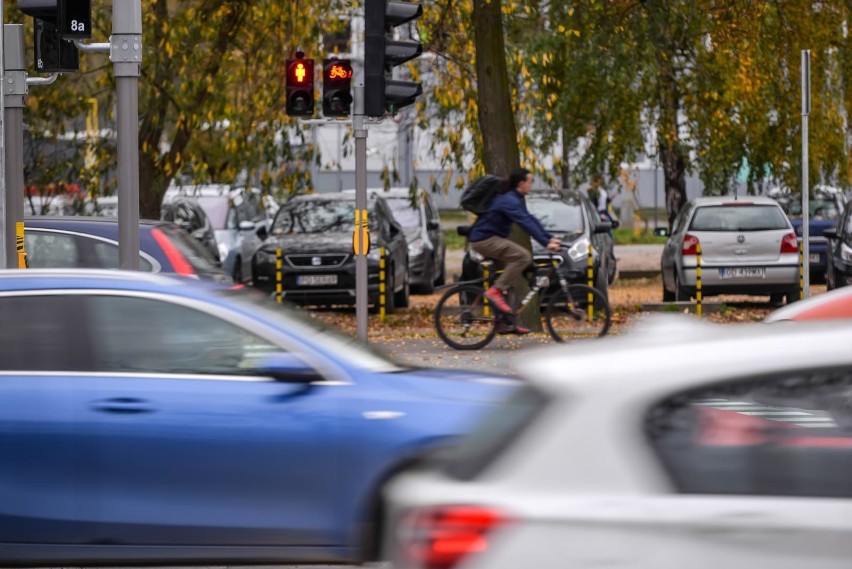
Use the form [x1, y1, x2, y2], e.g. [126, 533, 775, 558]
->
[286, 55, 314, 117]
[322, 59, 353, 118]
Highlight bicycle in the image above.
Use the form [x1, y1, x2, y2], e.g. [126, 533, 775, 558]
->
[434, 254, 612, 350]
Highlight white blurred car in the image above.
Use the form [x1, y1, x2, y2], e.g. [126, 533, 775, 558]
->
[384, 316, 852, 569]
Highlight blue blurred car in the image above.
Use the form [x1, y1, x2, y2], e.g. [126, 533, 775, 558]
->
[771, 186, 848, 282]
[0, 270, 515, 565]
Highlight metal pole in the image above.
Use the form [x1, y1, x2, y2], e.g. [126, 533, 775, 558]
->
[354, 84, 368, 342]
[3, 25, 25, 269]
[0, 8, 7, 269]
[112, 0, 142, 270]
[801, 50, 811, 298]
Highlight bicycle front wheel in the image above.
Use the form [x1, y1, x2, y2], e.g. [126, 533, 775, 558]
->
[546, 284, 612, 343]
[434, 285, 498, 350]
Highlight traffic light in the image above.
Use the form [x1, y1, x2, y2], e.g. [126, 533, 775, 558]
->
[285, 53, 315, 117]
[364, 0, 424, 118]
[322, 59, 353, 118]
[18, 0, 92, 38]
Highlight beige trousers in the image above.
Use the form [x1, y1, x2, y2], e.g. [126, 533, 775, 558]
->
[470, 236, 532, 292]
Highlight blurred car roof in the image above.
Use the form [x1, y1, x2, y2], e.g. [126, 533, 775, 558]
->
[765, 287, 852, 322]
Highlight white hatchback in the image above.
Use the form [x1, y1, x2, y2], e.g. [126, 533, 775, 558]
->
[383, 316, 852, 569]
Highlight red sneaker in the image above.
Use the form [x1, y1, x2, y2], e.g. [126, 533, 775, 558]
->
[484, 287, 513, 313]
[512, 324, 531, 335]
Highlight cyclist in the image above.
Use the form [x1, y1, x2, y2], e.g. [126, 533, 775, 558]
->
[468, 167, 562, 334]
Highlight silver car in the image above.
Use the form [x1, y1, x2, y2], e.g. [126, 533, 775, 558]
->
[661, 196, 799, 304]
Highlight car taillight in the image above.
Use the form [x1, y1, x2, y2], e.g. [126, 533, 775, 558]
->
[780, 232, 799, 254]
[151, 228, 196, 276]
[682, 234, 700, 255]
[397, 506, 510, 569]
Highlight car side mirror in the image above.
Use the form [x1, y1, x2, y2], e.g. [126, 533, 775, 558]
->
[256, 223, 269, 241]
[653, 227, 669, 237]
[258, 353, 319, 383]
[594, 221, 612, 234]
[824, 226, 838, 239]
[456, 224, 471, 237]
[427, 220, 441, 231]
[238, 220, 256, 231]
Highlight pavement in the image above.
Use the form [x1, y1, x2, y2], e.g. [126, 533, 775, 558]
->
[373, 244, 665, 377]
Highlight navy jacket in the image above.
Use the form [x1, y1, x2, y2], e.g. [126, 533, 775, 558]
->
[468, 190, 552, 246]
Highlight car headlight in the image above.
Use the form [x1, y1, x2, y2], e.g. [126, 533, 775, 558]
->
[468, 248, 484, 263]
[567, 237, 593, 262]
[218, 243, 229, 261]
[367, 247, 382, 261]
[254, 248, 278, 265]
[842, 243, 852, 263]
[408, 238, 425, 257]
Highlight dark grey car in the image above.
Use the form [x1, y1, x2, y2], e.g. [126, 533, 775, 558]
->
[348, 188, 446, 294]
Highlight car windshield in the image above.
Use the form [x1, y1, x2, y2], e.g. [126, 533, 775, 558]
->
[775, 194, 842, 221]
[196, 197, 229, 229]
[215, 287, 405, 373]
[690, 205, 789, 232]
[272, 199, 377, 234]
[527, 197, 585, 232]
[385, 198, 422, 228]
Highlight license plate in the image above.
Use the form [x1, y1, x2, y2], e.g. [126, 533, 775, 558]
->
[809, 253, 820, 263]
[719, 267, 765, 279]
[297, 274, 337, 286]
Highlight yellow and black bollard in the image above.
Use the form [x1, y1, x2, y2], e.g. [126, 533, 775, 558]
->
[275, 248, 283, 304]
[695, 242, 703, 318]
[16, 222, 27, 268]
[798, 239, 804, 300]
[379, 246, 386, 322]
[587, 242, 594, 319]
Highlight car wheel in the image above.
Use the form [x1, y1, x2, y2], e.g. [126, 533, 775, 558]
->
[419, 258, 435, 294]
[662, 279, 675, 302]
[395, 269, 411, 308]
[607, 250, 618, 284]
[675, 274, 690, 301]
[769, 292, 785, 306]
[784, 287, 800, 305]
[595, 263, 610, 304]
[435, 249, 446, 286]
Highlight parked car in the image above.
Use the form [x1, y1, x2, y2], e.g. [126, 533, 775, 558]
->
[824, 199, 852, 290]
[661, 196, 799, 304]
[24, 216, 231, 283]
[765, 286, 852, 322]
[160, 196, 221, 262]
[459, 189, 617, 301]
[0, 269, 515, 566]
[162, 184, 279, 284]
[771, 186, 847, 283]
[384, 315, 852, 569]
[344, 187, 446, 293]
[252, 192, 410, 311]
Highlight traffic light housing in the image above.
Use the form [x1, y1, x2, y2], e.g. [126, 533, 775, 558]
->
[364, 0, 424, 117]
[18, 0, 92, 38]
[285, 55, 315, 117]
[322, 59, 353, 118]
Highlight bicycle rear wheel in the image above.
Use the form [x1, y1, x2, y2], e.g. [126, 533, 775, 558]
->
[545, 284, 611, 342]
[434, 285, 497, 350]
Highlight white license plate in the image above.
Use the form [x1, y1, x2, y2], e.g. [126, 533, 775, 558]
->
[297, 274, 338, 286]
[719, 267, 765, 279]
[809, 253, 820, 263]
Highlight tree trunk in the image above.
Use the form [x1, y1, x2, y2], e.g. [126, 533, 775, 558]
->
[473, 0, 540, 330]
[657, 75, 688, 229]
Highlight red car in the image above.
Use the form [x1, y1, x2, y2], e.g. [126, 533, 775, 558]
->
[764, 286, 852, 322]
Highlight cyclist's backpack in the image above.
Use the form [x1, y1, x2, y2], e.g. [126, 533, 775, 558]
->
[460, 175, 503, 215]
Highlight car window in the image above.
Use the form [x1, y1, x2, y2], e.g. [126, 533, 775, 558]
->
[527, 198, 584, 233]
[776, 194, 843, 221]
[90, 239, 154, 272]
[689, 205, 788, 232]
[25, 231, 79, 268]
[155, 225, 220, 270]
[386, 197, 422, 228]
[646, 368, 852, 497]
[444, 384, 546, 480]
[272, 199, 377, 234]
[87, 295, 283, 375]
[196, 197, 229, 229]
[0, 294, 88, 371]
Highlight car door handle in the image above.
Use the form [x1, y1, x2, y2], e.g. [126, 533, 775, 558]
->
[91, 397, 154, 414]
